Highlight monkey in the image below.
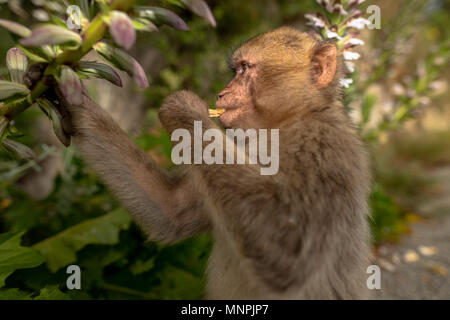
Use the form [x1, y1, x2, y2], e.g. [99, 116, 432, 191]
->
[43, 26, 373, 299]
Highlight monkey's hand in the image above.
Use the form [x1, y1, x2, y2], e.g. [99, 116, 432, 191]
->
[159, 90, 212, 134]
[23, 63, 75, 146]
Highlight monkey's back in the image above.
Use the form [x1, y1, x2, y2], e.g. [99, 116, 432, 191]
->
[205, 109, 373, 300]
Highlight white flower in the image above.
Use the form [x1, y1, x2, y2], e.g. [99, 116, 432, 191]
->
[339, 78, 353, 88]
[348, 38, 364, 46]
[429, 80, 447, 92]
[392, 83, 405, 96]
[347, 17, 370, 30]
[334, 4, 348, 15]
[32, 9, 49, 21]
[348, 0, 366, 6]
[382, 101, 393, 113]
[345, 61, 355, 73]
[418, 96, 431, 107]
[305, 14, 325, 28]
[343, 51, 361, 60]
[325, 30, 342, 40]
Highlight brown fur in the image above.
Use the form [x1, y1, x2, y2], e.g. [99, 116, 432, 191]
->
[64, 26, 372, 299]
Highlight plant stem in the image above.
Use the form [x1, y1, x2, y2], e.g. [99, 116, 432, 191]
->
[0, 0, 136, 119]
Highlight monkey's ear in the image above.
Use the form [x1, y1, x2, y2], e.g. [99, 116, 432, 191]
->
[311, 42, 337, 88]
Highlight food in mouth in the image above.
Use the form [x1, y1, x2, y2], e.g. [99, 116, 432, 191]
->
[208, 108, 226, 117]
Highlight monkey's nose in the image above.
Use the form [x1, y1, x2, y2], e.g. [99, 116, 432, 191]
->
[217, 91, 229, 100]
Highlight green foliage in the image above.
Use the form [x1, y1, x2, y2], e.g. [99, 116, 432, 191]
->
[0, 145, 211, 299]
[33, 285, 70, 300]
[0, 231, 44, 287]
[369, 184, 409, 244]
[33, 209, 132, 272]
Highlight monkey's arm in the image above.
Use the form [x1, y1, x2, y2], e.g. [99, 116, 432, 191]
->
[67, 94, 210, 244]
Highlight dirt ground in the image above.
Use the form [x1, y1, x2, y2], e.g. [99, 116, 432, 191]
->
[375, 167, 450, 300]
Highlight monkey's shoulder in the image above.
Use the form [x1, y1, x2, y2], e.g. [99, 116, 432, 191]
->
[283, 119, 370, 188]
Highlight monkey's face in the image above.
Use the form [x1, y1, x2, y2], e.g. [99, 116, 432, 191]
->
[216, 57, 261, 129]
[216, 27, 337, 129]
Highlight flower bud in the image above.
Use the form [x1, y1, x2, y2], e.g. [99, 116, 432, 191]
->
[59, 67, 83, 106]
[6, 47, 28, 84]
[109, 11, 136, 50]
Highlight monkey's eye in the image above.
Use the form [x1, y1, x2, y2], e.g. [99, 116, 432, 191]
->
[237, 62, 250, 75]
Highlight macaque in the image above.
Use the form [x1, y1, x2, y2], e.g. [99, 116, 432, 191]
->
[48, 27, 372, 299]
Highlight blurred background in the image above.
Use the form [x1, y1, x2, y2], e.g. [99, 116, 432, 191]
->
[0, 0, 449, 299]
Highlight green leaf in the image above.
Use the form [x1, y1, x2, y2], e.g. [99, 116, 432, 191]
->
[78, 0, 90, 19]
[94, 43, 148, 88]
[0, 19, 31, 38]
[1, 139, 36, 160]
[16, 45, 49, 63]
[130, 257, 156, 275]
[20, 25, 82, 49]
[0, 288, 31, 300]
[361, 93, 376, 125]
[37, 98, 71, 147]
[0, 80, 30, 100]
[33, 209, 132, 272]
[181, 0, 216, 27]
[76, 61, 123, 87]
[132, 18, 158, 33]
[0, 231, 45, 288]
[34, 286, 70, 300]
[0, 116, 8, 139]
[135, 6, 189, 31]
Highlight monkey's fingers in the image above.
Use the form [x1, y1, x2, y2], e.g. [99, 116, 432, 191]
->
[208, 108, 225, 118]
[52, 81, 76, 137]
